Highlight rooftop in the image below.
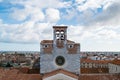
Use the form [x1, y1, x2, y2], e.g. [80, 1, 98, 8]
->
[110, 59, 120, 65]
[81, 59, 111, 64]
[0, 68, 119, 80]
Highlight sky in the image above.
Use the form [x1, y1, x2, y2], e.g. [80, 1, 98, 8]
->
[0, 0, 120, 51]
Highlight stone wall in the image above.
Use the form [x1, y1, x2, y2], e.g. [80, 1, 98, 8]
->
[40, 45, 80, 75]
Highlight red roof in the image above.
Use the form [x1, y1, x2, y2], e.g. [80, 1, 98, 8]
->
[41, 40, 75, 44]
[79, 74, 120, 80]
[42, 69, 79, 79]
[110, 59, 120, 65]
[0, 68, 119, 80]
[81, 59, 111, 64]
[41, 40, 53, 44]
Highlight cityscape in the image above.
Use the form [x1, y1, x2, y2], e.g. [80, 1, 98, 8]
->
[0, 0, 120, 80]
[0, 51, 120, 80]
[0, 26, 120, 80]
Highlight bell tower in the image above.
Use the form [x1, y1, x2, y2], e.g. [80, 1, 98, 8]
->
[40, 26, 80, 75]
[53, 26, 67, 48]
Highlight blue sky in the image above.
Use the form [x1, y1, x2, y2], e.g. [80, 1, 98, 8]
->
[0, 0, 120, 51]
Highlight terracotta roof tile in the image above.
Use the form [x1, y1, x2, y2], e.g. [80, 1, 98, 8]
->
[81, 68, 109, 73]
[41, 40, 75, 44]
[19, 67, 29, 73]
[79, 74, 120, 80]
[42, 69, 78, 79]
[0, 68, 119, 80]
[81, 59, 111, 64]
[41, 40, 53, 44]
[110, 59, 120, 65]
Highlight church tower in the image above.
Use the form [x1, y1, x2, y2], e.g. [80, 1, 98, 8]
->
[40, 26, 80, 75]
[53, 26, 67, 48]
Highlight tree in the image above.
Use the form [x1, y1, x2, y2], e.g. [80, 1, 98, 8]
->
[5, 62, 13, 67]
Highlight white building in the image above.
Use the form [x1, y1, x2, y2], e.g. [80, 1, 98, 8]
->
[108, 59, 120, 73]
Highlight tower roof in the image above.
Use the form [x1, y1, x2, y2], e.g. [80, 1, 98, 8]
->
[53, 26, 67, 28]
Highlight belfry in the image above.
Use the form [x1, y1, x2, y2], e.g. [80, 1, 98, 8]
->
[40, 26, 80, 79]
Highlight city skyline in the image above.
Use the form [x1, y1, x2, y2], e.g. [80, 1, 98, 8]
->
[0, 0, 120, 51]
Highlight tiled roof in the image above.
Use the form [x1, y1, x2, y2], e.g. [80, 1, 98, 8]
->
[41, 40, 53, 44]
[67, 40, 75, 43]
[81, 59, 111, 64]
[41, 40, 75, 44]
[16, 74, 42, 80]
[0, 68, 42, 80]
[0, 68, 119, 80]
[110, 59, 120, 65]
[19, 67, 29, 73]
[81, 58, 120, 66]
[79, 74, 120, 80]
[42, 69, 79, 79]
[81, 68, 109, 73]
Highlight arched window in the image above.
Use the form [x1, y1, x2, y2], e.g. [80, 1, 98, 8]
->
[56, 30, 60, 34]
[61, 30, 64, 34]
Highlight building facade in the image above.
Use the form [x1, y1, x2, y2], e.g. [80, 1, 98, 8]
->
[108, 59, 120, 73]
[40, 26, 80, 75]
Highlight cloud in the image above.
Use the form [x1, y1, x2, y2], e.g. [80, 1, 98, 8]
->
[29, 7, 45, 22]
[76, 0, 103, 12]
[95, 29, 120, 39]
[92, 1, 120, 26]
[10, 3, 60, 23]
[10, 8, 29, 21]
[45, 8, 60, 22]
[10, 0, 71, 9]
[76, 0, 86, 4]
[10, 6, 45, 22]
[75, 0, 118, 12]
[0, 20, 54, 43]
[0, 19, 3, 24]
[74, 0, 120, 27]
[67, 24, 120, 44]
[0, 0, 120, 45]
[62, 8, 78, 20]
[0, 0, 63, 43]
